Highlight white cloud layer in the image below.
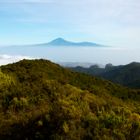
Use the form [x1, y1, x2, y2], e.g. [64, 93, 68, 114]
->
[0, 54, 34, 66]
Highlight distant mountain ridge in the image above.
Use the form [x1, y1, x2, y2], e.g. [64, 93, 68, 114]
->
[59, 62, 103, 68]
[39, 38, 103, 47]
[69, 62, 140, 89]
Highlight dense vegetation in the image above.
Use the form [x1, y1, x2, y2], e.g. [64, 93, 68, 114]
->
[0, 59, 140, 139]
[70, 62, 140, 89]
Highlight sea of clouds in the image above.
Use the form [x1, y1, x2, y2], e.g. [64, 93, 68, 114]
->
[0, 54, 34, 66]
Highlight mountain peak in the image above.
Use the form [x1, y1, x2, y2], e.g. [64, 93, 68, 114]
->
[46, 38, 103, 47]
[46, 37, 71, 46]
[54, 37, 66, 41]
[52, 38, 66, 42]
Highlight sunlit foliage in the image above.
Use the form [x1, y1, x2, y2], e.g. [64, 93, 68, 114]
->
[0, 59, 139, 139]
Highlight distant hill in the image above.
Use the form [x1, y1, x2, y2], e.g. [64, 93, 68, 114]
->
[69, 62, 140, 89]
[69, 63, 122, 77]
[101, 62, 140, 88]
[39, 38, 103, 47]
[59, 62, 101, 68]
[0, 59, 140, 139]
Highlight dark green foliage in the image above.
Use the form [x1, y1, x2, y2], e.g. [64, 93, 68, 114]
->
[0, 59, 140, 139]
[70, 62, 140, 89]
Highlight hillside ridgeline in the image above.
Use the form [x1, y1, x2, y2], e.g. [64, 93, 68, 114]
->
[0, 59, 140, 139]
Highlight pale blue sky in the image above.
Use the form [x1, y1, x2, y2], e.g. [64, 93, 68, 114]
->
[0, 0, 140, 47]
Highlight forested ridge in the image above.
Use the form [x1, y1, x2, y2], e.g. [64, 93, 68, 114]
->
[69, 62, 140, 89]
[0, 59, 140, 139]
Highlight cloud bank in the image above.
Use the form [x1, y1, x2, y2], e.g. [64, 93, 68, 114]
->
[0, 54, 34, 66]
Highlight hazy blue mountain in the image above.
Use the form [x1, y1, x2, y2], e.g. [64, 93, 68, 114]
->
[40, 38, 103, 47]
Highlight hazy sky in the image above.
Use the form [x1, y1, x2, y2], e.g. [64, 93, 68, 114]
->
[0, 0, 140, 47]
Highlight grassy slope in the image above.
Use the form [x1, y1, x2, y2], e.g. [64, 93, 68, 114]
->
[0, 59, 140, 139]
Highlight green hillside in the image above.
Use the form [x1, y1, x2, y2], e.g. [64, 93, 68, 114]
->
[0, 59, 140, 139]
[101, 62, 140, 89]
[70, 62, 140, 89]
